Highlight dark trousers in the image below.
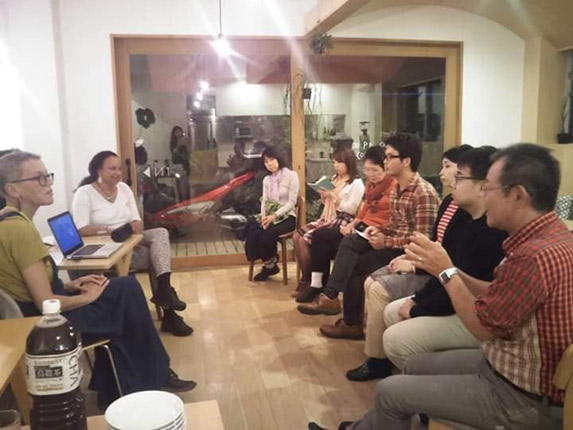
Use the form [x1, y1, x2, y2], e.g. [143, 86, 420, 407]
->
[309, 226, 344, 285]
[343, 247, 403, 325]
[244, 216, 296, 262]
[18, 277, 170, 399]
[327, 234, 402, 325]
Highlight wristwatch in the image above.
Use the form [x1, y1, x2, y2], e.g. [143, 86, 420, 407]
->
[438, 267, 459, 286]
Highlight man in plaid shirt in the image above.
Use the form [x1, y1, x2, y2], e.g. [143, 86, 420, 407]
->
[298, 133, 439, 316]
[309, 144, 570, 430]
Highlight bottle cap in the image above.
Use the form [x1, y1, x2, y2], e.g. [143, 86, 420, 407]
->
[42, 299, 61, 315]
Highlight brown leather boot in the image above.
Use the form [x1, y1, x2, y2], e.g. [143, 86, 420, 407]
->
[291, 280, 310, 298]
[297, 293, 341, 315]
[320, 318, 364, 340]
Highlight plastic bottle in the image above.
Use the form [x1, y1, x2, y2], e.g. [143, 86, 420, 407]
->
[26, 299, 87, 430]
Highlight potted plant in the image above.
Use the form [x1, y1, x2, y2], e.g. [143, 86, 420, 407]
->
[557, 71, 573, 144]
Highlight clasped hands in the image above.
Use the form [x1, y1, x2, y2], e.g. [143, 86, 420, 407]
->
[66, 274, 110, 300]
[261, 214, 277, 229]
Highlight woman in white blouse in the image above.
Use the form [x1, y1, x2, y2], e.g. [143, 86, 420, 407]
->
[293, 148, 364, 300]
[72, 151, 192, 337]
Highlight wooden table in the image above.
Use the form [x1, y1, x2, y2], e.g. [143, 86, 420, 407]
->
[57, 235, 143, 276]
[0, 317, 41, 424]
[22, 400, 225, 430]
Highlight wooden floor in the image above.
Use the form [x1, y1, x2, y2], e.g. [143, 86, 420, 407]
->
[170, 221, 292, 257]
[82, 265, 424, 429]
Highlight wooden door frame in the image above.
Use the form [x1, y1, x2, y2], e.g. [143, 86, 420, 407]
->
[111, 35, 462, 269]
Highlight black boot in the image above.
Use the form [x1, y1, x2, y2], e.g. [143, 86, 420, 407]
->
[253, 264, 280, 281]
[162, 368, 196, 393]
[152, 273, 186, 311]
[161, 310, 193, 337]
[296, 286, 322, 303]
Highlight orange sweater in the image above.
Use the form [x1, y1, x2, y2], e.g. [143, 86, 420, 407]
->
[355, 176, 396, 228]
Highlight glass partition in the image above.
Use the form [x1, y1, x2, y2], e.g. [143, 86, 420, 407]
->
[130, 53, 291, 257]
[303, 56, 446, 220]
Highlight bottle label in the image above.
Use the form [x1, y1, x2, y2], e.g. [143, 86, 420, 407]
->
[25, 345, 83, 396]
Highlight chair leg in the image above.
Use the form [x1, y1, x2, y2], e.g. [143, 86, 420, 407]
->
[100, 344, 123, 398]
[282, 239, 288, 285]
[84, 350, 94, 372]
[248, 261, 254, 281]
[148, 273, 163, 321]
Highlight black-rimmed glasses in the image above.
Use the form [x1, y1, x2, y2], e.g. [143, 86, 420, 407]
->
[384, 154, 401, 161]
[454, 174, 481, 183]
[10, 173, 54, 187]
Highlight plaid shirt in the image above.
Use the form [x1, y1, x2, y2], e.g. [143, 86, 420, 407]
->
[476, 212, 573, 403]
[381, 173, 439, 249]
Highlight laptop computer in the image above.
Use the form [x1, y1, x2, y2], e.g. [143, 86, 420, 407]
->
[48, 212, 122, 260]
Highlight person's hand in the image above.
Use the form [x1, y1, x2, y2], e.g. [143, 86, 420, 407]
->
[398, 299, 415, 320]
[340, 221, 355, 236]
[318, 189, 328, 202]
[404, 232, 453, 277]
[130, 221, 143, 234]
[389, 256, 415, 274]
[364, 226, 379, 236]
[261, 214, 277, 229]
[80, 278, 110, 304]
[67, 274, 108, 292]
[368, 231, 386, 250]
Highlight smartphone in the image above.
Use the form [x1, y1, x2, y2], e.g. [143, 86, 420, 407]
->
[355, 222, 370, 240]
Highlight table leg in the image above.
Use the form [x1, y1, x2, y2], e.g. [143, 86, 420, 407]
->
[114, 250, 134, 276]
[10, 360, 31, 424]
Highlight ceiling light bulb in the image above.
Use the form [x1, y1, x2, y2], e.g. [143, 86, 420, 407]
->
[199, 80, 210, 91]
[213, 35, 231, 58]
[193, 100, 201, 109]
[196, 92, 204, 101]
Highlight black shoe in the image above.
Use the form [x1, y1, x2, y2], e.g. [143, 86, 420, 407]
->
[308, 422, 353, 430]
[163, 368, 197, 393]
[151, 287, 187, 311]
[253, 265, 280, 281]
[346, 358, 392, 382]
[161, 311, 193, 337]
[296, 286, 322, 303]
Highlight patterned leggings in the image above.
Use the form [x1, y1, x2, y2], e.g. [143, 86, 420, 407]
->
[130, 228, 172, 277]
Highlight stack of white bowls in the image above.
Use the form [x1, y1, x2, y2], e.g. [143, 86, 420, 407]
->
[105, 391, 185, 430]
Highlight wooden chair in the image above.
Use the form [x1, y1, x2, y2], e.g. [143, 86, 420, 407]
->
[249, 196, 304, 285]
[0, 288, 123, 397]
[430, 345, 573, 429]
[553, 344, 573, 429]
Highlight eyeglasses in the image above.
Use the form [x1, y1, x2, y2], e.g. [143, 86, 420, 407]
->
[10, 173, 54, 187]
[482, 182, 514, 193]
[384, 154, 401, 161]
[453, 174, 481, 183]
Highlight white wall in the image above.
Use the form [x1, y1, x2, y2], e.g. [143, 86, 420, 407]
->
[2, 0, 69, 235]
[331, 5, 525, 147]
[0, 2, 23, 151]
[1, 0, 316, 231]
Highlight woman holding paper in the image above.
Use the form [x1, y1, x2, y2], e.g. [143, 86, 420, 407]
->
[292, 148, 364, 301]
[295, 146, 395, 303]
[244, 145, 299, 281]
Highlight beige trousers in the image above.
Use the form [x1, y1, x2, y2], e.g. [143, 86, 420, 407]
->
[363, 271, 429, 359]
[382, 296, 480, 370]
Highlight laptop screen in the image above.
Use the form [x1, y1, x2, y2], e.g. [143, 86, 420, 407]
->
[47, 212, 84, 256]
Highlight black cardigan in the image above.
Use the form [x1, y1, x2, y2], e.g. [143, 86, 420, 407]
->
[410, 195, 507, 317]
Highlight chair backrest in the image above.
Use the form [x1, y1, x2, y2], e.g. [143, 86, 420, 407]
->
[553, 344, 573, 429]
[295, 195, 305, 230]
[555, 196, 573, 220]
[0, 288, 24, 319]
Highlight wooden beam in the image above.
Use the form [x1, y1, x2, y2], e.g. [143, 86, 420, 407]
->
[305, 0, 371, 37]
